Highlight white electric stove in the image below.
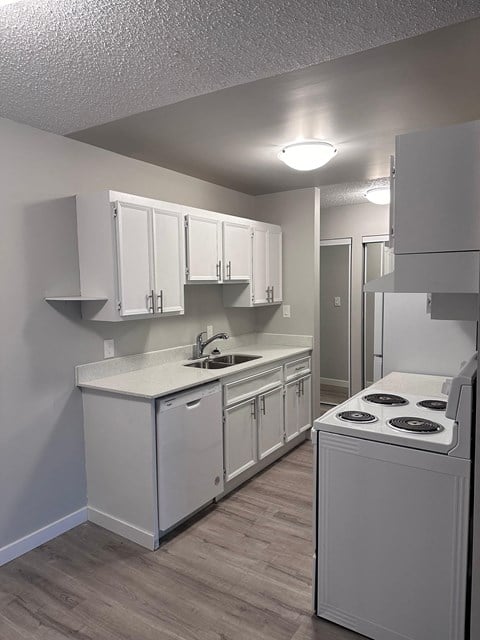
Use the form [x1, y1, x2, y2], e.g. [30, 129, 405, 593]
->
[313, 357, 477, 640]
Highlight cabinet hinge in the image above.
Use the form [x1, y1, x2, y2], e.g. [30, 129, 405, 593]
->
[117, 301, 122, 311]
[223, 468, 227, 479]
[184, 218, 189, 229]
[112, 204, 118, 218]
[185, 267, 190, 278]
[251, 231, 254, 239]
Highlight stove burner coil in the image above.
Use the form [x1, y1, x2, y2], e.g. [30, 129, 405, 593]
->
[417, 399, 447, 411]
[363, 393, 408, 406]
[388, 417, 443, 434]
[337, 411, 377, 424]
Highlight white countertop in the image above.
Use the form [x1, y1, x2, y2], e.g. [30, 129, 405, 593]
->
[77, 344, 311, 399]
[368, 371, 449, 397]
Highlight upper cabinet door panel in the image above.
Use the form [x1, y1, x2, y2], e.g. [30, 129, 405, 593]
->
[252, 227, 268, 304]
[267, 229, 283, 302]
[115, 201, 153, 317]
[186, 215, 221, 282]
[152, 208, 185, 314]
[394, 121, 480, 255]
[223, 221, 251, 281]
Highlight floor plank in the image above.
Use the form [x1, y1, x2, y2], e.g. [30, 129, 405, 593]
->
[0, 442, 366, 640]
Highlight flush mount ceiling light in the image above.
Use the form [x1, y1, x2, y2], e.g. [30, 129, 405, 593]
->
[365, 186, 391, 205]
[278, 140, 337, 171]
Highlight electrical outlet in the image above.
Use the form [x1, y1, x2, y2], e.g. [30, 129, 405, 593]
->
[334, 297, 341, 307]
[282, 304, 291, 318]
[206, 325, 214, 338]
[104, 339, 115, 359]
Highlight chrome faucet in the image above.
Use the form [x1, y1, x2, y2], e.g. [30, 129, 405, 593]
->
[192, 331, 229, 359]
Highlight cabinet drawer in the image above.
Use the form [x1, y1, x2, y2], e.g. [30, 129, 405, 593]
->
[224, 366, 283, 406]
[285, 356, 311, 381]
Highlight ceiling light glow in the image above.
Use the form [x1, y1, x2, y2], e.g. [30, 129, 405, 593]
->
[365, 186, 391, 205]
[278, 140, 337, 171]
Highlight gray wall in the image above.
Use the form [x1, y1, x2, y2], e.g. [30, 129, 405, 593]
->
[254, 188, 321, 417]
[320, 244, 350, 383]
[0, 117, 256, 550]
[321, 202, 389, 394]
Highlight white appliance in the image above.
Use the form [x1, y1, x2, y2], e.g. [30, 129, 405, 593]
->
[372, 292, 476, 380]
[156, 382, 223, 532]
[313, 356, 477, 640]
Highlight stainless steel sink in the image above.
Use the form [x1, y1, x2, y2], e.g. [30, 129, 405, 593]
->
[184, 354, 261, 369]
[210, 354, 262, 365]
[184, 360, 231, 369]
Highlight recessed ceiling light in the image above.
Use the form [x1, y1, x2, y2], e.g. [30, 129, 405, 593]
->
[278, 140, 337, 171]
[365, 186, 391, 205]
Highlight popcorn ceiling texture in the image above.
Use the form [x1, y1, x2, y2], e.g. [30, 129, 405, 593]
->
[320, 177, 390, 208]
[1, 0, 479, 134]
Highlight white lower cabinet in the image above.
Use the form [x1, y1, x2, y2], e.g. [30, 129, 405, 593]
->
[285, 375, 312, 442]
[224, 398, 258, 481]
[258, 387, 284, 460]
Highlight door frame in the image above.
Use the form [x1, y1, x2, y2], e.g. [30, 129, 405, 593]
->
[362, 235, 390, 389]
[320, 238, 352, 403]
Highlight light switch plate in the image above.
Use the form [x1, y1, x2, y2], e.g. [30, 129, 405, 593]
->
[334, 297, 341, 307]
[206, 325, 214, 338]
[104, 339, 115, 359]
[282, 305, 291, 318]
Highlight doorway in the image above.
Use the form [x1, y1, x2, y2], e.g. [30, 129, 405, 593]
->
[362, 236, 393, 388]
[320, 238, 352, 410]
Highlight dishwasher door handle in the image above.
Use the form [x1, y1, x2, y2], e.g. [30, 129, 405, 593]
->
[186, 399, 202, 409]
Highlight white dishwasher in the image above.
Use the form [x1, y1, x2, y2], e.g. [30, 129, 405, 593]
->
[156, 382, 223, 533]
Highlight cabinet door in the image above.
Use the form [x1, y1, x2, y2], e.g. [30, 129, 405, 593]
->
[258, 387, 284, 460]
[115, 201, 153, 317]
[152, 208, 185, 315]
[252, 227, 268, 304]
[298, 375, 312, 433]
[224, 398, 257, 481]
[223, 221, 251, 281]
[267, 229, 283, 302]
[186, 215, 221, 282]
[284, 380, 300, 442]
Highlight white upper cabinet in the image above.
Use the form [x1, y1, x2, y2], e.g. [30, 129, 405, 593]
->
[222, 221, 251, 281]
[267, 229, 283, 303]
[152, 208, 185, 314]
[223, 222, 283, 308]
[76, 191, 185, 321]
[115, 201, 154, 317]
[186, 214, 222, 282]
[252, 227, 268, 304]
[394, 120, 480, 255]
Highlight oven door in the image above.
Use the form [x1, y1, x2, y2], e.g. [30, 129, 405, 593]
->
[315, 431, 470, 640]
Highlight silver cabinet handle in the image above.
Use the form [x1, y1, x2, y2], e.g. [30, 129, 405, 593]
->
[251, 399, 257, 420]
[147, 290, 154, 313]
[301, 379, 305, 396]
[261, 395, 266, 415]
[296, 382, 301, 397]
[216, 260, 222, 281]
[156, 290, 164, 314]
[271, 285, 274, 302]
[266, 286, 272, 302]
[227, 260, 232, 279]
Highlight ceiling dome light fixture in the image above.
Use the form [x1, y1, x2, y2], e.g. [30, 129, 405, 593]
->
[365, 186, 391, 205]
[278, 140, 337, 171]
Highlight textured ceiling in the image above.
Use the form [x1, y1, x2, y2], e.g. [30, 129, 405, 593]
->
[1, 1, 480, 134]
[70, 19, 480, 195]
[320, 177, 390, 209]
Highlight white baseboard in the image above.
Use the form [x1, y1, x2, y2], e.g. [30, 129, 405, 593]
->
[320, 376, 349, 389]
[0, 507, 87, 567]
[87, 507, 156, 550]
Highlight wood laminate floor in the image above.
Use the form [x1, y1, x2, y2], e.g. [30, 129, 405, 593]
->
[320, 384, 349, 407]
[0, 442, 364, 640]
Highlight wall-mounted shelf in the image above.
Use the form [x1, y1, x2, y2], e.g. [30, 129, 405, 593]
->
[45, 296, 108, 302]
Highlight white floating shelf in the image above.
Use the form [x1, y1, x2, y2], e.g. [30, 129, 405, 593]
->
[45, 296, 108, 302]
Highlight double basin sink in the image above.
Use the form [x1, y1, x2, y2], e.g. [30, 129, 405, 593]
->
[185, 354, 261, 370]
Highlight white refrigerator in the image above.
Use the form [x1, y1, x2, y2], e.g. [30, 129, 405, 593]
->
[373, 292, 477, 379]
